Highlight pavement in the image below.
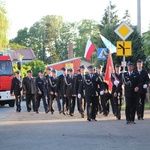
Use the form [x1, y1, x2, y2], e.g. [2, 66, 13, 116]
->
[0, 101, 150, 150]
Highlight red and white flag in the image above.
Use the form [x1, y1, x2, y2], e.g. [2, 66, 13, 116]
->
[84, 39, 96, 60]
[104, 51, 114, 92]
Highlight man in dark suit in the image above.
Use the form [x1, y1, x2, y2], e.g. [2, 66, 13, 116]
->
[114, 62, 141, 124]
[111, 64, 122, 120]
[10, 71, 22, 112]
[35, 70, 49, 114]
[136, 59, 149, 120]
[63, 68, 76, 116]
[23, 70, 36, 112]
[56, 67, 67, 115]
[48, 69, 61, 114]
[79, 65, 100, 121]
[74, 65, 86, 118]
[45, 67, 52, 107]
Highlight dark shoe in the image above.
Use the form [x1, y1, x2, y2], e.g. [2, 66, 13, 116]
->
[131, 121, 136, 124]
[81, 113, 85, 118]
[45, 110, 49, 114]
[27, 110, 31, 112]
[117, 116, 121, 120]
[87, 118, 92, 121]
[92, 119, 97, 121]
[70, 113, 74, 116]
[126, 121, 130, 124]
[36, 111, 39, 114]
[63, 112, 66, 115]
[59, 111, 62, 114]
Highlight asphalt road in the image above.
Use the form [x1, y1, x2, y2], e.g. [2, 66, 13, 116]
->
[0, 101, 150, 150]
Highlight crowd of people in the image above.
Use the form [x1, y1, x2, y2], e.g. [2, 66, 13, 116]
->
[10, 59, 150, 124]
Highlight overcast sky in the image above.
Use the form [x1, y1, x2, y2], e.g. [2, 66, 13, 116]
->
[5, 0, 150, 39]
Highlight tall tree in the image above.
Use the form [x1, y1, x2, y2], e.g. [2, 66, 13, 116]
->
[0, 0, 9, 51]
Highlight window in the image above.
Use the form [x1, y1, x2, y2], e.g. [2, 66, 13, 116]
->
[0, 61, 13, 75]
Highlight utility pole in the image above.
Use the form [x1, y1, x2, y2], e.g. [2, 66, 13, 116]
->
[137, 0, 142, 35]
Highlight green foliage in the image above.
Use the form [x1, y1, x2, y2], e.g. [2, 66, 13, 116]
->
[0, 0, 9, 51]
[24, 59, 46, 77]
[13, 63, 31, 78]
[9, 43, 27, 50]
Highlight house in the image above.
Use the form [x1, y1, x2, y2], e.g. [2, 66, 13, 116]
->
[6, 49, 36, 63]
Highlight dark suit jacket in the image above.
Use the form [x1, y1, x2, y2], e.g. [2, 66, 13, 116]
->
[22, 77, 36, 94]
[116, 71, 141, 97]
[79, 73, 99, 97]
[10, 77, 22, 96]
[35, 77, 48, 95]
[56, 74, 65, 96]
[63, 75, 76, 97]
[136, 69, 149, 94]
[111, 72, 122, 94]
[48, 76, 58, 93]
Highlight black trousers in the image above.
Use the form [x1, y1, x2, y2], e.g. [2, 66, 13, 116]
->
[96, 96, 102, 113]
[60, 94, 67, 113]
[67, 96, 76, 114]
[114, 95, 122, 117]
[15, 94, 21, 111]
[78, 95, 86, 114]
[110, 96, 116, 115]
[125, 96, 137, 122]
[35, 94, 48, 112]
[26, 94, 36, 111]
[86, 96, 97, 119]
[101, 94, 110, 115]
[137, 93, 146, 118]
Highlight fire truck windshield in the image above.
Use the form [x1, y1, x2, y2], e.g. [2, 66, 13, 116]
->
[0, 61, 13, 76]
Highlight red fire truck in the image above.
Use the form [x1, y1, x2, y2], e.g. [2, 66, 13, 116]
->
[0, 53, 15, 107]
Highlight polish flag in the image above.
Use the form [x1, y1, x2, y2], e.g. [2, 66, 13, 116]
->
[84, 39, 96, 60]
[104, 51, 114, 92]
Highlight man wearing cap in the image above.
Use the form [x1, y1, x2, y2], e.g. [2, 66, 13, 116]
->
[10, 71, 22, 112]
[95, 65, 104, 114]
[114, 62, 141, 124]
[45, 67, 52, 108]
[136, 59, 149, 120]
[79, 65, 101, 121]
[63, 68, 76, 116]
[111, 64, 122, 120]
[56, 67, 68, 115]
[74, 65, 86, 118]
[48, 69, 61, 114]
[22, 70, 36, 112]
[35, 70, 49, 114]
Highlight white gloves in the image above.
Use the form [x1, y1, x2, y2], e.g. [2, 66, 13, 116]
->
[114, 80, 119, 87]
[78, 94, 81, 99]
[143, 84, 148, 89]
[100, 91, 104, 95]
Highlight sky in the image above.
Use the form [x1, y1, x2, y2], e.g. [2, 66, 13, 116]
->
[5, 0, 150, 39]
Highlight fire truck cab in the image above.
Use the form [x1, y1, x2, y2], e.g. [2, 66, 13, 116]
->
[0, 53, 15, 107]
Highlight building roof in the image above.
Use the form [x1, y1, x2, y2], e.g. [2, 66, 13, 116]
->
[47, 57, 81, 67]
[13, 49, 36, 60]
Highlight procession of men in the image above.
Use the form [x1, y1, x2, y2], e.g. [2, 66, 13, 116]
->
[10, 59, 150, 124]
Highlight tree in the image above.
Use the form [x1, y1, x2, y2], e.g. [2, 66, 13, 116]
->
[143, 27, 150, 68]
[100, 4, 119, 27]
[122, 10, 132, 25]
[24, 59, 46, 77]
[0, 0, 9, 51]
[10, 27, 29, 47]
[9, 43, 27, 50]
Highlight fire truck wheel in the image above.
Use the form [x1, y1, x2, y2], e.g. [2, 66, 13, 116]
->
[9, 100, 15, 107]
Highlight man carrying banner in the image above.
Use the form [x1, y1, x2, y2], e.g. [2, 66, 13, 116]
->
[111, 64, 122, 120]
